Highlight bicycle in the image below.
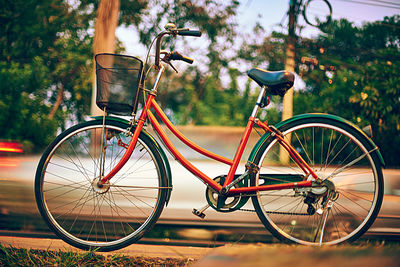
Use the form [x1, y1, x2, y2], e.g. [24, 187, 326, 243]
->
[35, 23, 385, 251]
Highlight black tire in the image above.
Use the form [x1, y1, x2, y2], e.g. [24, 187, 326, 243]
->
[35, 119, 168, 251]
[251, 117, 383, 245]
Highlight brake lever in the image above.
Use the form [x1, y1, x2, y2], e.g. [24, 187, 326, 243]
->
[167, 61, 178, 73]
[161, 54, 179, 73]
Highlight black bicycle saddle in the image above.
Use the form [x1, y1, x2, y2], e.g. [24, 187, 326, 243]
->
[247, 68, 295, 96]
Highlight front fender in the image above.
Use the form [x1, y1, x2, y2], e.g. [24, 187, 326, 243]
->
[91, 116, 173, 205]
[248, 113, 385, 167]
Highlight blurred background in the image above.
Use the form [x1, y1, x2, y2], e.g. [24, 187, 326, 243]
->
[0, 0, 399, 243]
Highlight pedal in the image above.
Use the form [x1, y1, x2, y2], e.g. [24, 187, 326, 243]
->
[192, 204, 210, 219]
[192, 208, 206, 219]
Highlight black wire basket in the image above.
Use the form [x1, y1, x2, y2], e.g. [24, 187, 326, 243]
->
[95, 53, 143, 116]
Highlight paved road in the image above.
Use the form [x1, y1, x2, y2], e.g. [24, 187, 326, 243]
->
[0, 155, 399, 248]
[1, 156, 399, 224]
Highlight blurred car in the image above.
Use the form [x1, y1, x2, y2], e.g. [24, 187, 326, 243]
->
[0, 140, 23, 154]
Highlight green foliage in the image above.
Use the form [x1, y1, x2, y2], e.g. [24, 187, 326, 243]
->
[294, 16, 400, 166]
[158, 66, 258, 126]
[0, 58, 57, 150]
[0, 0, 93, 151]
[135, 0, 256, 126]
[0, 0, 248, 150]
[1, 0, 399, 168]
[136, 0, 239, 45]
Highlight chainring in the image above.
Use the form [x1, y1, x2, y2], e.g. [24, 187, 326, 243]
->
[205, 175, 249, 213]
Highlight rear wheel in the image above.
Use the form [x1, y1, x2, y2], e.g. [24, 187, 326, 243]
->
[251, 117, 383, 245]
[35, 120, 168, 251]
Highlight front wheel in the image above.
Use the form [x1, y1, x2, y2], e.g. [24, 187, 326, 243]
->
[35, 119, 168, 251]
[251, 117, 383, 245]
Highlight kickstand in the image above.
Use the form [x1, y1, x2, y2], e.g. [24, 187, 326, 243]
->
[318, 201, 333, 246]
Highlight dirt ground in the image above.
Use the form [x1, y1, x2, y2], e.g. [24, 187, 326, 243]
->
[193, 243, 400, 267]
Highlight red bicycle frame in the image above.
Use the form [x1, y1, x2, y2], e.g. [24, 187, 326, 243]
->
[100, 67, 319, 194]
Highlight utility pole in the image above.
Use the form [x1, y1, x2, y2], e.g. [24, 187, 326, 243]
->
[280, 0, 300, 163]
[282, 0, 299, 122]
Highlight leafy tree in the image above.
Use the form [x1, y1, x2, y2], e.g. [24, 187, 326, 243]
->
[133, 0, 257, 126]
[232, 16, 400, 166]
[0, 0, 88, 151]
[294, 16, 400, 166]
[3, 0, 398, 169]
[0, 0, 246, 152]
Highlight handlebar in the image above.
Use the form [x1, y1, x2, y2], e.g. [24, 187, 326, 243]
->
[177, 30, 202, 37]
[154, 25, 201, 68]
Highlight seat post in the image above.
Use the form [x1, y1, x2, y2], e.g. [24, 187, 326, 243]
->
[250, 86, 267, 118]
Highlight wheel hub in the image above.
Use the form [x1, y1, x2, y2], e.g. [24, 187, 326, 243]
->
[92, 177, 110, 194]
[310, 172, 336, 195]
[301, 174, 338, 215]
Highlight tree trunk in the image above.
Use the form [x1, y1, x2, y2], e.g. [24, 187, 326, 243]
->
[280, 0, 298, 164]
[48, 84, 64, 119]
[91, 0, 120, 116]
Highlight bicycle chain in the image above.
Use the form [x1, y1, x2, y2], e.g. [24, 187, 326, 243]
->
[238, 208, 309, 216]
[236, 193, 310, 216]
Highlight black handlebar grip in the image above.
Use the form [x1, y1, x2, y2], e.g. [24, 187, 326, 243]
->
[170, 51, 194, 64]
[177, 30, 202, 37]
[180, 55, 194, 64]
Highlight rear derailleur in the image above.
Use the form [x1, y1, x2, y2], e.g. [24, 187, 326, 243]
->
[298, 179, 339, 216]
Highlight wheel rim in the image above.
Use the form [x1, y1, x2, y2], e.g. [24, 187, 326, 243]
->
[255, 123, 380, 245]
[38, 124, 164, 248]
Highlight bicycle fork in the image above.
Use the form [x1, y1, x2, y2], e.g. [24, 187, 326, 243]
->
[99, 66, 166, 185]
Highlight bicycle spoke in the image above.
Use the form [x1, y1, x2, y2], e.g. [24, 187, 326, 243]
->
[43, 179, 88, 193]
[67, 187, 93, 233]
[294, 131, 313, 166]
[326, 148, 378, 180]
[49, 161, 94, 176]
[45, 182, 89, 202]
[54, 151, 94, 179]
[113, 187, 153, 216]
[254, 120, 382, 245]
[107, 188, 137, 232]
[325, 138, 351, 168]
[68, 139, 93, 182]
[54, 189, 96, 218]
[36, 122, 166, 249]
[323, 130, 342, 171]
